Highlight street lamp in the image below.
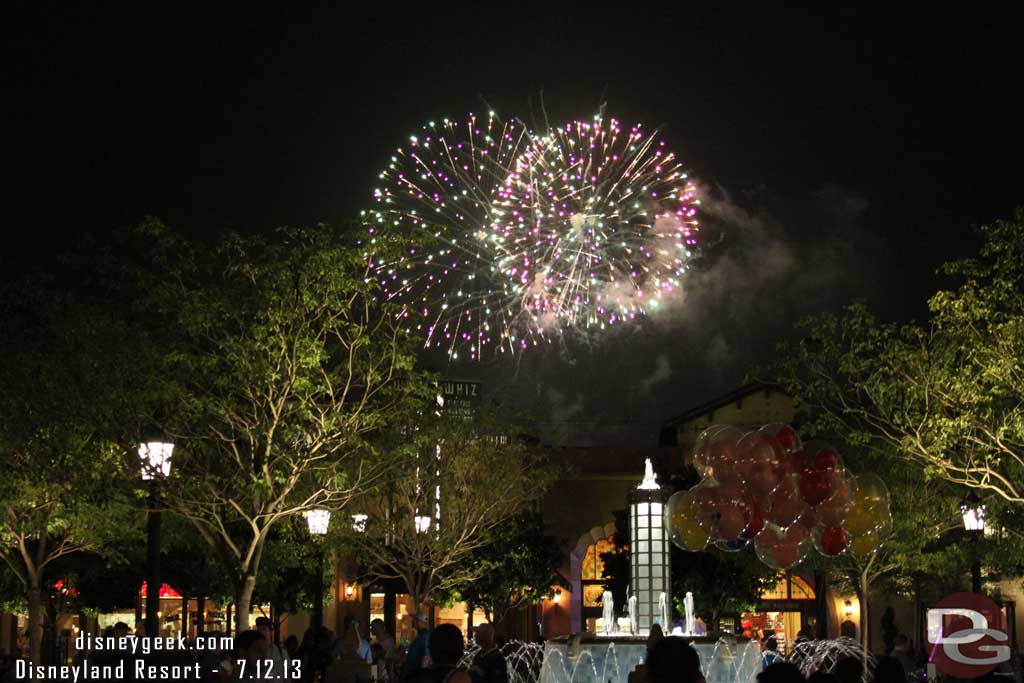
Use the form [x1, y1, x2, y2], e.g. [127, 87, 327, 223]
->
[414, 514, 431, 534]
[305, 509, 331, 536]
[138, 441, 174, 639]
[305, 509, 330, 628]
[352, 514, 368, 533]
[961, 491, 986, 593]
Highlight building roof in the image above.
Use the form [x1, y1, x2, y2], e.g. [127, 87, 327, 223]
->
[552, 446, 685, 479]
[661, 381, 789, 428]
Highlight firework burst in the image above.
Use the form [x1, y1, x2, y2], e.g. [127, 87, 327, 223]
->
[367, 113, 699, 359]
[366, 112, 530, 360]
[500, 116, 699, 336]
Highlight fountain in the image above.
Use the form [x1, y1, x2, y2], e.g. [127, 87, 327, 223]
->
[539, 636, 761, 683]
[600, 590, 615, 635]
[534, 459, 762, 683]
[786, 637, 875, 678]
[462, 640, 545, 683]
[464, 637, 864, 683]
[628, 591, 638, 636]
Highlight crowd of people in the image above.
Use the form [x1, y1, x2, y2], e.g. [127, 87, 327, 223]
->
[222, 617, 508, 683]
[628, 626, 925, 683]
[3, 618, 1011, 683]
[0, 616, 509, 683]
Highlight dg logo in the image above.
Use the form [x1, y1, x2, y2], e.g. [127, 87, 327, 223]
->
[926, 592, 1011, 678]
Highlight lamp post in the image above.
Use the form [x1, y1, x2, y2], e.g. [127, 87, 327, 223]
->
[960, 491, 986, 593]
[139, 441, 174, 639]
[305, 509, 331, 629]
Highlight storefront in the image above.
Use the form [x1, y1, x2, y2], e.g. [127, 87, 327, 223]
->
[741, 573, 818, 653]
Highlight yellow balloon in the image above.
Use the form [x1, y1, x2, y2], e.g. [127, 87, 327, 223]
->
[669, 491, 710, 551]
[850, 531, 883, 560]
[851, 473, 890, 508]
[845, 501, 888, 536]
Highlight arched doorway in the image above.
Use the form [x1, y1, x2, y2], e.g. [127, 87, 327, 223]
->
[742, 572, 816, 653]
[569, 522, 617, 633]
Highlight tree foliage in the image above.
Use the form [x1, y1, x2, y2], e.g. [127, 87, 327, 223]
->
[447, 510, 565, 629]
[772, 209, 1024, 505]
[343, 409, 560, 617]
[0, 274, 142, 663]
[132, 221, 427, 630]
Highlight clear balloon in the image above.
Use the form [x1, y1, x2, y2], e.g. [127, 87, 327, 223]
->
[743, 504, 765, 539]
[754, 525, 811, 570]
[693, 425, 735, 475]
[766, 473, 807, 528]
[715, 537, 751, 552]
[816, 473, 851, 527]
[691, 480, 749, 542]
[697, 426, 744, 482]
[735, 431, 781, 487]
[760, 423, 802, 455]
[666, 489, 710, 552]
[683, 422, 890, 572]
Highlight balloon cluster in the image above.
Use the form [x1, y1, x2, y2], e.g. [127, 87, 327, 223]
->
[666, 424, 892, 570]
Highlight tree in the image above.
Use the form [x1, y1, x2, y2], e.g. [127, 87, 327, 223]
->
[817, 454, 963, 659]
[0, 277, 142, 663]
[135, 222, 427, 630]
[671, 546, 778, 632]
[250, 519, 332, 630]
[771, 209, 1024, 505]
[448, 510, 565, 631]
[344, 410, 560, 619]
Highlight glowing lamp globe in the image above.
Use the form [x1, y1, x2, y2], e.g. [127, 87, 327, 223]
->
[960, 491, 986, 534]
[305, 509, 331, 536]
[138, 442, 174, 480]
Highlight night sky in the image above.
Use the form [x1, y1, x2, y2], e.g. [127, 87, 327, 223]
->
[7, 4, 1022, 444]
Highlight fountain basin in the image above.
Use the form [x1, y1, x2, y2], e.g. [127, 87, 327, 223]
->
[540, 635, 761, 683]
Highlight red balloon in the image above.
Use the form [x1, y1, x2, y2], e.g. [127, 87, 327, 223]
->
[775, 426, 799, 452]
[743, 507, 765, 538]
[818, 526, 848, 556]
[760, 423, 801, 455]
[798, 445, 845, 506]
[800, 469, 833, 506]
[790, 450, 813, 474]
[814, 449, 841, 472]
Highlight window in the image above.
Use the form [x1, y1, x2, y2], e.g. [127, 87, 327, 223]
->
[581, 537, 616, 607]
[760, 572, 815, 600]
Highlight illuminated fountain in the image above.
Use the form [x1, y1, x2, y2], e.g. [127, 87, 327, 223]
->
[536, 459, 761, 683]
[627, 459, 669, 636]
[539, 638, 761, 683]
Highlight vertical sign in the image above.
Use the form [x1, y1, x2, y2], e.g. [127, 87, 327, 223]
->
[439, 378, 481, 420]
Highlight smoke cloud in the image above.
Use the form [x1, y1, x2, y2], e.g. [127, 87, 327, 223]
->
[476, 181, 882, 447]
